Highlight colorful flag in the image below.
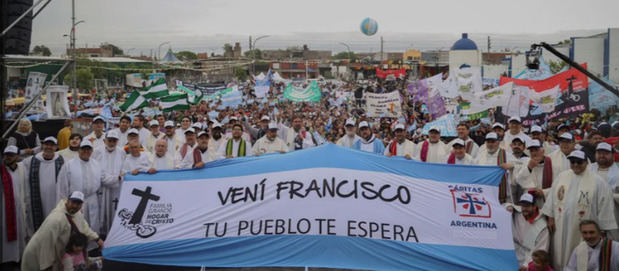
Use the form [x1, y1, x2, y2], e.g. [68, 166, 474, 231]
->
[119, 90, 149, 112]
[142, 78, 169, 99]
[160, 93, 189, 112]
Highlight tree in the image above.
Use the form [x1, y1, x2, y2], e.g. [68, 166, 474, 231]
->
[64, 67, 94, 90]
[175, 51, 198, 61]
[233, 66, 248, 82]
[548, 60, 567, 74]
[31, 45, 52, 56]
[244, 49, 262, 59]
[333, 51, 356, 59]
[223, 43, 234, 57]
[100, 42, 124, 56]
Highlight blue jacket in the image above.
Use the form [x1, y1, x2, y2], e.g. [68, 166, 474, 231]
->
[352, 135, 385, 155]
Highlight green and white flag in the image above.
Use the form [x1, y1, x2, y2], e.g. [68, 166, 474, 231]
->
[283, 81, 321, 102]
[119, 90, 149, 112]
[142, 78, 169, 99]
[160, 93, 190, 112]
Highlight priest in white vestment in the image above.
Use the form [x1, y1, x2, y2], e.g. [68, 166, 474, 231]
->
[589, 142, 619, 239]
[84, 116, 106, 149]
[1, 146, 27, 265]
[252, 123, 287, 155]
[279, 115, 315, 151]
[336, 119, 361, 148]
[448, 123, 479, 158]
[384, 124, 415, 159]
[144, 119, 163, 153]
[122, 141, 152, 175]
[414, 126, 448, 163]
[506, 193, 549, 270]
[56, 133, 81, 161]
[217, 124, 253, 159]
[148, 140, 176, 172]
[565, 220, 619, 271]
[179, 131, 216, 169]
[445, 139, 474, 165]
[549, 132, 576, 177]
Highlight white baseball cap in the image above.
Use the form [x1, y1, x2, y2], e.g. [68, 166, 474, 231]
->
[261, 115, 270, 121]
[3, 145, 18, 154]
[197, 131, 209, 138]
[192, 123, 203, 130]
[79, 140, 93, 148]
[511, 135, 525, 143]
[530, 125, 543, 134]
[508, 116, 522, 123]
[42, 136, 58, 144]
[526, 139, 542, 149]
[492, 123, 505, 130]
[567, 150, 586, 160]
[93, 116, 105, 123]
[149, 120, 159, 126]
[394, 124, 405, 131]
[268, 122, 278, 130]
[358, 121, 370, 129]
[106, 130, 119, 139]
[164, 120, 175, 128]
[230, 116, 238, 121]
[212, 122, 222, 129]
[345, 119, 356, 127]
[429, 126, 441, 133]
[485, 132, 498, 140]
[127, 128, 139, 135]
[452, 138, 465, 147]
[184, 127, 196, 134]
[68, 191, 85, 203]
[558, 133, 573, 141]
[596, 142, 612, 152]
[519, 193, 535, 205]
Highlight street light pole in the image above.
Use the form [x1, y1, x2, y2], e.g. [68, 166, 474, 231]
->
[339, 42, 352, 81]
[252, 35, 269, 75]
[71, 0, 76, 113]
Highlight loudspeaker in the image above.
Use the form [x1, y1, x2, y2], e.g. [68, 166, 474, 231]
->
[3, 0, 33, 55]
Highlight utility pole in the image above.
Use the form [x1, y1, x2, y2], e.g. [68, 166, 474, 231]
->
[249, 35, 252, 75]
[71, 0, 77, 113]
[487, 36, 491, 53]
[380, 36, 384, 64]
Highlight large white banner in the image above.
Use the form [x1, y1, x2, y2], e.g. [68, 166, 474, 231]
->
[125, 73, 144, 88]
[103, 144, 517, 270]
[469, 82, 513, 112]
[24, 72, 47, 113]
[365, 91, 402, 118]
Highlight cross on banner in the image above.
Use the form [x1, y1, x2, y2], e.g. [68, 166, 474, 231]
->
[129, 186, 160, 225]
[456, 194, 486, 215]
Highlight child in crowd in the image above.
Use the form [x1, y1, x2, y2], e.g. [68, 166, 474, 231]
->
[528, 250, 553, 271]
[61, 233, 103, 271]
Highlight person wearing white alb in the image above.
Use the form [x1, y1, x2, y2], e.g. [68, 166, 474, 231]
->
[144, 119, 163, 153]
[279, 115, 315, 151]
[384, 124, 415, 159]
[336, 119, 361, 148]
[179, 131, 216, 169]
[514, 139, 558, 208]
[84, 116, 106, 149]
[529, 125, 557, 155]
[252, 123, 287, 155]
[175, 128, 198, 168]
[549, 132, 576, 176]
[448, 123, 479, 158]
[445, 139, 474, 165]
[505, 193, 550, 270]
[162, 120, 182, 155]
[589, 142, 619, 239]
[502, 116, 531, 153]
[217, 124, 252, 159]
[414, 126, 448, 163]
[110, 115, 131, 148]
[209, 122, 226, 154]
[148, 139, 176, 171]
[121, 141, 152, 175]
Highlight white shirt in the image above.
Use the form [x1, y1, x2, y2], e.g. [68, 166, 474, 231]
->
[84, 131, 105, 149]
[336, 135, 361, 148]
[179, 147, 215, 169]
[445, 153, 475, 165]
[217, 138, 253, 159]
[566, 239, 619, 271]
[150, 152, 176, 170]
[111, 128, 130, 148]
[121, 152, 152, 174]
[252, 136, 287, 155]
[384, 139, 416, 158]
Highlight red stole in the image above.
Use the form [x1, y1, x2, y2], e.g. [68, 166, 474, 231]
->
[388, 140, 398, 156]
[447, 153, 456, 164]
[541, 156, 553, 189]
[465, 141, 473, 154]
[193, 148, 207, 166]
[420, 141, 430, 162]
[1, 165, 17, 241]
[497, 149, 507, 204]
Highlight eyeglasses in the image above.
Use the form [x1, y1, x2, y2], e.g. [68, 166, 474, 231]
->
[570, 160, 585, 165]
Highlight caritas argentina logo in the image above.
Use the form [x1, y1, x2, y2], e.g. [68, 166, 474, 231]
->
[449, 185, 491, 218]
[117, 186, 174, 238]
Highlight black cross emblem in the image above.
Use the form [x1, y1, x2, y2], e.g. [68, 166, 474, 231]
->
[129, 186, 160, 225]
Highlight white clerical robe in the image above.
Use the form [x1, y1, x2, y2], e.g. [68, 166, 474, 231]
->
[176, 128, 189, 143]
[122, 152, 152, 174]
[384, 139, 416, 158]
[92, 146, 125, 234]
[111, 128, 130, 148]
[208, 136, 226, 154]
[550, 149, 572, 177]
[144, 132, 163, 153]
[252, 136, 287, 155]
[150, 153, 175, 170]
[590, 162, 619, 239]
[179, 148, 215, 169]
[515, 157, 559, 207]
[448, 137, 479, 158]
[163, 134, 182, 155]
[510, 209, 549, 269]
[137, 127, 150, 145]
[445, 153, 475, 165]
[20, 200, 98, 271]
[174, 143, 196, 169]
[2, 163, 26, 263]
[84, 132, 105, 149]
[21, 153, 63, 234]
[541, 168, 618, 269]
[56, 148, 78, 161]
[502, 131, 531, 151]
[279, 123, 315, 151]
[336, 135, 361, 148]
[565, 239, 619, 271]
[56, 158, 104, 233]
[216, 138, 253, 159]
[414, 141, 449, 163]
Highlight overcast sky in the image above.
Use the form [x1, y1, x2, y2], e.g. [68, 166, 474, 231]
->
[31, 0, 619, 55]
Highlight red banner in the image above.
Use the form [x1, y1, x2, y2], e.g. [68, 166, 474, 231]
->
[376, 69, 406, 79]
[499, 64, 589, 92]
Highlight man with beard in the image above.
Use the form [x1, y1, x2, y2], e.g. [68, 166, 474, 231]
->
[566, 220, 619, 271]
[92, 130, 125, 234]
[550, 133, 576, 176]
[503, 136, 529, 201]
[507, 193, 549, 271]
[144, 120, 163, 153]
[279, 114, 316, 151]
[218, 124, 252, 159]
[132, 115, 150, 145]
[252, 123, 287, 155]
[1, 146, 27, 268]
[384, 124, 415, 159]
[589, 142, 619, 239]
[181, 131, 216, 169]
[175, 128, 197, 168]
[244, 115, 270, 142]
[336, 119, 361, 148]
[111, 115, 131, 147]
[209, 122, 226, 153]
[477, 132, 512, 204]
[84, 116, 106, 149]
[414, 127, 448, 163]
[57, 133, 82, 161]
[162, 120, 182, 155]
[445, 139, 474, 165]
[515, 139, 557, 208]
[122, 141, 152, 175]
[22, 137, 65, 235]
[530, 125, 557, 155]
[352, 121, 385, 155]
[448, 123, 479, 158]
[21, 191, 103, 271]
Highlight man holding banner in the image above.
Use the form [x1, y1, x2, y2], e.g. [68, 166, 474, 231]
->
[384, 124, 415, 159]
[414, 126, 448, 163]
[352, 121, 385, 155]
[476, 132, 512, 204]
[448, 123, 479, 158]
[252, 123, 287, 155]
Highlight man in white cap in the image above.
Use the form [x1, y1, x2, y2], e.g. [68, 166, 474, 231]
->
[180, 131, 216, 169]
[123, 128, 143, 152]
[589, 142, 619, 239]
[506, 193, 549, 270]
[448, 123, 479, 158]
[132, 115, 150, 145]
[84, 115, 106, 149]
[565, 220, 619, 271]
[122, 141, 152, 175]
[21, 191, 103, 271]
[530, 125, 556, 155]
[92, 130, 125, 234]
[175, 128, 198, 167]
[504, 136, 530, 201]
[445, 139, 474, 165]
[352, 121, 385, 155]
[1, 145, 27, 266]
[493, 123, 506, 142]
[209, 121, 226, 153]
[21, 136, 65, 235]
[144, 119, 163, 153]
[550, 132, 576, 176]
[503, 117, 531, 151]
[414, 126, 448, 163]
[384, 124, 415, 159]
[56, 140, 104, 234]
[477, 132, 512, 204]
[337, 119, 361, 148]
[515, 139, 557, 207]
[162, 120, 182, 155]
[217, 123, 253, 159]
[279, 114, 316, 151]
[148, 139, 176, 172]
[252, 123, 287, 155]
[111, 115, 131, 147]
[542, 150, 617, 269]
[244, 115, 270, 142]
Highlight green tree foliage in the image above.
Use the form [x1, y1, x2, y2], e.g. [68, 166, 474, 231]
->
[64, 67, 95, 90]
[31, 45, 52, 56]
[223, 43, 234, 57]
[244, 49, 262, 59]
[174, 51, 198, 61]
[333, 51, 356, 59]
[100, 42, 124, 56]
[233, 66, 248, 82]
[548, 60, 567, 74]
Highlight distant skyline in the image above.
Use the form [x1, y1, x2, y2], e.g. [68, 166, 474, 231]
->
[30, 0, 619, 55]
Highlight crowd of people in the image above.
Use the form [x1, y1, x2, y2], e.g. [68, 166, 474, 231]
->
[1, 76, 619, 271]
